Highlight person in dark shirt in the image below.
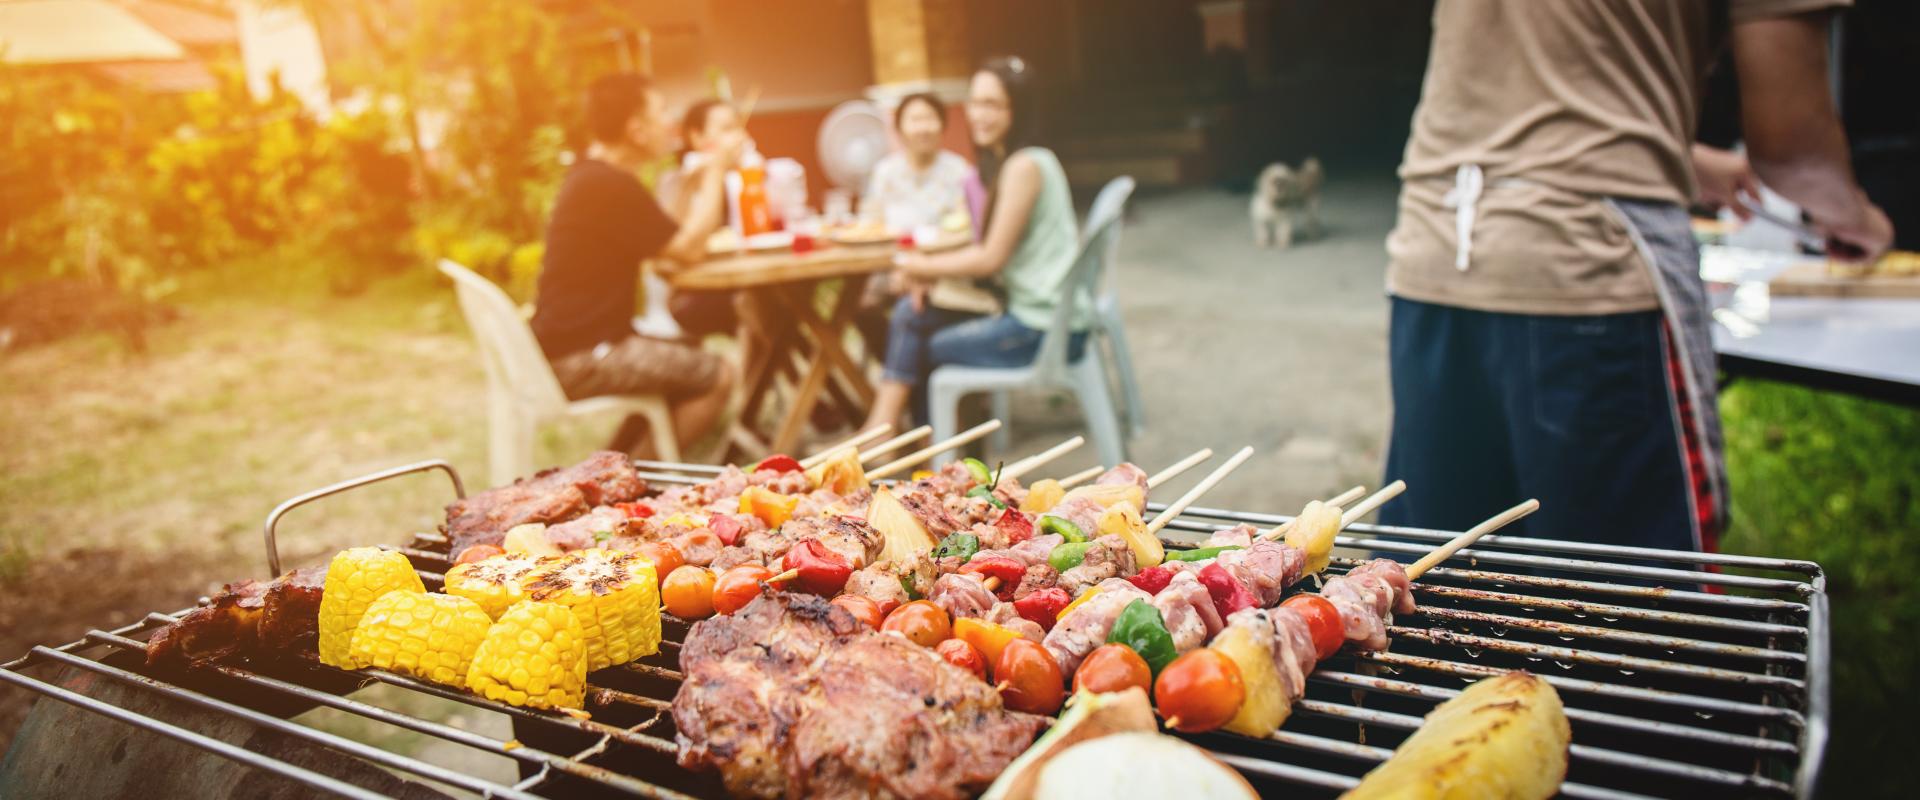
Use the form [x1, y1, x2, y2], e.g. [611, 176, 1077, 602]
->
[531, 73, 742, 456]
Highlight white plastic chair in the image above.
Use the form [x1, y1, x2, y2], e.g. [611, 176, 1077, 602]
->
[1084, 177, 1144, 437]
[927, 204, 1131, 468]
[439, 259, 678, 487]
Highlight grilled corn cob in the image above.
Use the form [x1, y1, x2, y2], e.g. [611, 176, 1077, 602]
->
[523, 549, 659, 671]
[444, 553, 543, 619]
[466, 601, 589, 710]
[346, 591, 493, 686]
[318, 547, 425, 668]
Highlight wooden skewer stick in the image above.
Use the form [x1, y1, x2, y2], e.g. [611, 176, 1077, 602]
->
[1002, 436, 1086, 481]
[856, 425, 933, 465]
[1260, 484, 1368, 542]
[1404, 498, 1540, 580]
[766, 568, 799, 583]
[1146, 448, 1214, 489]
[1145, 446, 1255, 535]
[1339, 480, 1407, 528]
[799, 425, 891, 469]
[983, 577, 1002, 592]
[868, 419, 1004, 480]
[1057, 465, 1105, 489]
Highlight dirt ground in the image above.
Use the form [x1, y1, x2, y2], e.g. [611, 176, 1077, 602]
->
[0, 173, 1403, 754]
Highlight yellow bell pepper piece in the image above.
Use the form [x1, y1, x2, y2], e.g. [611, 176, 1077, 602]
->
[738, 486, 799, 528]
[954, 617, 1023, 672]
[1057, 587, 1103, 621]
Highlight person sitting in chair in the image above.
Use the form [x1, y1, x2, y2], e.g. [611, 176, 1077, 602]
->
[530, 73, 739, 457]
[862, 57, 1087, 431]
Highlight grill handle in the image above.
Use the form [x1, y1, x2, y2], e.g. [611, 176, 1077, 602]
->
[263, 459, 467, 576]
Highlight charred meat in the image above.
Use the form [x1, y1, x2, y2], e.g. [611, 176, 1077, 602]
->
[442, 451, 646, 555]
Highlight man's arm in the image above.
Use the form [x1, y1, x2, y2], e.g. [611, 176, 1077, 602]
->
[1732, 12, 1893, 260]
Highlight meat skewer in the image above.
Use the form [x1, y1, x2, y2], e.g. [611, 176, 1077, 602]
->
[798, 424, 893, 469]
[1001, 436, 1086, 481]
[868, 419, 1004, 479]
[852, 424, 933, 465]
[1260, 484, 1365, 541]
[1056, 465, 1105, 489]
[1144, 446, 1255, 535]
[1147, 448, 1216, 489]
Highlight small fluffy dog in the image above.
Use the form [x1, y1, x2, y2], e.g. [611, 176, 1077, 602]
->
[1250, 157, 1324, 249]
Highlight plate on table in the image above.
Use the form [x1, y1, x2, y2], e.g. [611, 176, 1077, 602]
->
[828, 223, 897, 246]
[743, 231, 795, 252]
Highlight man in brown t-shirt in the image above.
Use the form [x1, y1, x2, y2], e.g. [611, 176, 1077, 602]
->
[1380, 1, 1892, 555]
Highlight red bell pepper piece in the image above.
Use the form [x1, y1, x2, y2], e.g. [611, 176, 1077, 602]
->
[1012, 587, 1070, 632]
[1197, 562, 1258, 619]
[781, 538, 853, 596]
[1127, 564, 1177, 596]
[708, 514, 746, 547]
[613, 501, 655, 519]
[754, 454, 803, 474]
[959, 556, 1025, 601]
[992, 507, 1035, 545]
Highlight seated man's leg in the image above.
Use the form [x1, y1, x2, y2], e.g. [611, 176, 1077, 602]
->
[550, 335, 730, 456]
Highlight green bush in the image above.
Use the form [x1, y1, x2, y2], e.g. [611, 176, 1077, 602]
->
[1718, 380, 1920, 796]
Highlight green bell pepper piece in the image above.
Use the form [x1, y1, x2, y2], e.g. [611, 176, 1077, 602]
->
[900, 574, 921, 600]
[1162, 545, 1245, 563]
[966, 485, 1007, 509]
[1048, 541, 1095, 572]
[1107, 598, 1178, 675]
[961, 457, 993, 485]
[1040, 515, 1087, 544]
[932, 532, 981, 562]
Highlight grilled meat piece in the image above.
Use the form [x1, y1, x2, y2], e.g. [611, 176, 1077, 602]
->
[784, 515, 884, 569]
[1324, 558, 1415, 651]
[929, 573, 996, 620]
[675, 591, 1044, 799]
[1152, 570, 1222, 653]
[1043, 578, 1152, 674]
[786, 635, 1045, 799]
[147, 565, 331, 668]
[844, 563, 910, 612]
[898, 487, 966, 539]
[1095, 463, 1151, 494]
[1204, 523, 1258, 550]
[1058, 535, 1138, 596]
[983, 602, 1046, 643]
[442, 451, 646, 555]
[256, 566, 327, 652]
[1011, 563, 1061, 601]
[145, 579, 267, 669]
[1213, 540, 1305, 607]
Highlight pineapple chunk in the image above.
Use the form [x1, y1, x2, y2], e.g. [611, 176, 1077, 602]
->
[867, 487, 936, 563]
[1096, 503, 1162, 568]
[1020, 479, 1067, 514]
[502, 523, 562, 558]
[1342, 671, 1570, 800]
[1283, 500, 1342, 575]
[1212, 623, 1289, 737]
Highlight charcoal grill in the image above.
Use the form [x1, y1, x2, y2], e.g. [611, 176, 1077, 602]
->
[1, 458, 1829, 799]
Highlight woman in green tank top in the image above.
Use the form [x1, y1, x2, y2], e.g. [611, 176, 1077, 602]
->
[862, 56, 1087, 431]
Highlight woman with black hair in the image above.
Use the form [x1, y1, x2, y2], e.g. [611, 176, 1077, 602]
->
[864, 92, 973, 232]
[861, 57, 1086, 431]
[660, 98, 745, 338]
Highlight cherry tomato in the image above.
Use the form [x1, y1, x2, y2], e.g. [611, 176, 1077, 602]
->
[935, 638, 988, 680]
[661, 566, 717, 619]
[711, 565, 775, 615]
[994, 639, 1065, 715]
[754, 454, 803, 473]
[634, 541, 685, 583]
[880, 600, 952, 648]
[831, 594, 884, 631]
[453, 544, 503, 565]
[1153, 649, 1244, 732]
[1281, 593, 1346, 661]
[1073, 643, 1153, 695]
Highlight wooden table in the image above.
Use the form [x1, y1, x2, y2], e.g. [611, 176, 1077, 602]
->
[670, 234, 965, 455]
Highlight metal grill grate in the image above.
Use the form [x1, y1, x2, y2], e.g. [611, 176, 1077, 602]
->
[1, 459, 1828, 799]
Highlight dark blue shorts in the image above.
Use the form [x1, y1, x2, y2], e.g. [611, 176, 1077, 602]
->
[1379, 296, 1703, 555]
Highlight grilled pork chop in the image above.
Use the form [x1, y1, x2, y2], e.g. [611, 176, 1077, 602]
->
[441, 451, 646, 555]
[674, 592, 1045, 799]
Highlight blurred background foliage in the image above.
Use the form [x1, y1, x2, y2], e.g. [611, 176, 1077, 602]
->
[0, 0, 640, 333]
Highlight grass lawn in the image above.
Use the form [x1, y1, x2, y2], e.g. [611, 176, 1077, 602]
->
[0, 258, 611, 751]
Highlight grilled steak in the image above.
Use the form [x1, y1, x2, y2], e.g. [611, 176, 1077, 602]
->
[441, 451, 646, 555]
[674, 592, 1045, 799]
